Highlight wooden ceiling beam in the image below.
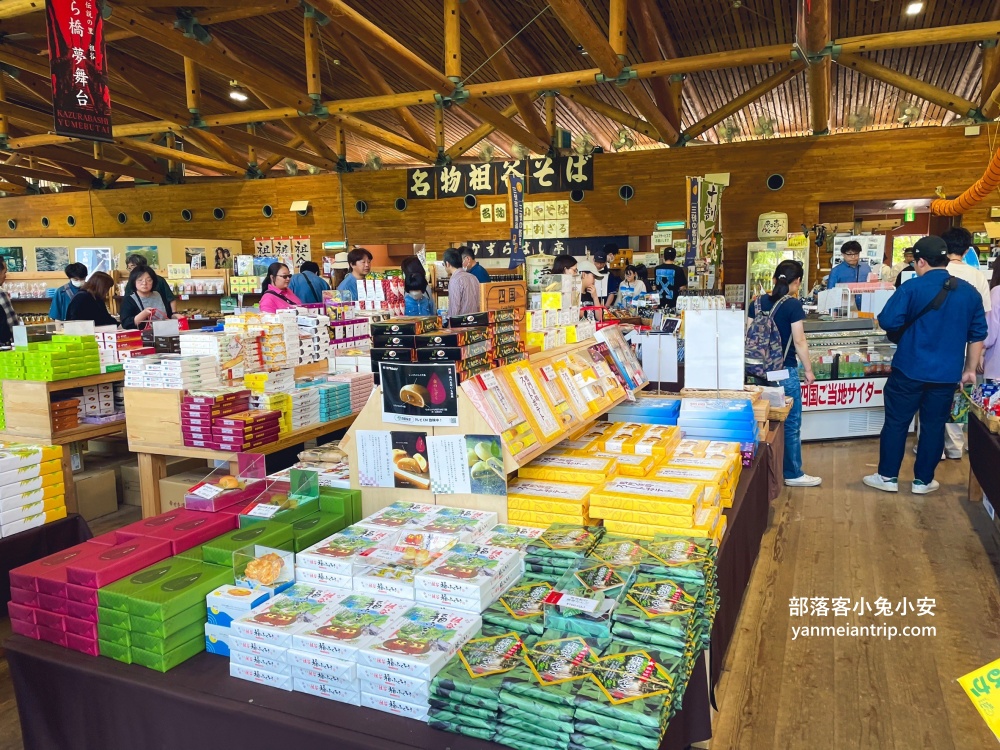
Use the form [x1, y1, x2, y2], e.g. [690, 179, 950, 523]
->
[15, 145, 168, 183]
[112, 138, 246, 176]
[545, 0, 679, 144]
[837, 52, 979, 119]
[307, 0, 549, 154]
[836, 21, 1000, 55]
[983, 46, 1000, 118]
[108, 140, 167, 174]
[34, 158, 93, 182]
[259, 121, 328, 172]
[463, 0, 549, 143]
[104, 3, 296, 44]
[446, 100, 523, 159]
[331, 113, 438, 163]
[444, 0, 461, 81]
[210, 126, 339, 171]
[631, 0, 680, 131]
[304, 12, 322, 100]
[327, 22, 436, 151]
[801, 0, 831, 134]
[560, 89, 659, 141]
[0, 0, 41, 21]
[683, 63, 805, 142]
[0, 163, 91, 188]
[0, 180, 29, 195]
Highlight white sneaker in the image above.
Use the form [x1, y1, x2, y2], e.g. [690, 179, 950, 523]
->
[911, 479, 940, 495]
[945, 451, 962, 460]
[863, 473, 899, 493]
[785, 474, 822, 487]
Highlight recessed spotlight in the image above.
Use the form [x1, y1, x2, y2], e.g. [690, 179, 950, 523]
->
[905, 2, 923, 15]
[229, 90, 248, 102]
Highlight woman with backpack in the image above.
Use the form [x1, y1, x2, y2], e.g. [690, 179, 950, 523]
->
[747, 259, 822, 488]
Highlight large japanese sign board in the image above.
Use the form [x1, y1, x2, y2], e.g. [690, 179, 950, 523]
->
[406, 156, 594, 201]
[46, 0, 112, 141]
[801, 378, 887, 411]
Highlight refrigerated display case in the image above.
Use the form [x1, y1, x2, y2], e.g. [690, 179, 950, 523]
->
[797, 318, 896, 441]
[746, 240, 809, 308]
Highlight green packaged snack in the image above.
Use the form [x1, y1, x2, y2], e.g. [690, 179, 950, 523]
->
[129, 602, 206, 638]
[613, 579, 701, 639]
[610, 623, 691, 653]
[499, 689, 578, 722]
[431, 632, 524, 702]
[98, 639, 131, 663]
[500, 706, 574, 735]
[132, 635, 205, 672]
[524, 525, 604, 560]
[590, 537, 656, 568]
[97, 557, 201, 612]
[201, 522, 293, 566]
[544, 563, 636, 639]
[573, 722, 660, 749]
[641, 535, 717, 583]
[96, 607, 130, 630]
[430, 684, 499, 712]
[571, 736, 652, 750]
[292, 512, 347, 552]
[97, 623, 130, 647]
[428, 697, 495, 721]
[126, 563, 233, 621]
[238, 497, 318, 528]
[572, 650, 676, 739]
[318, 487, 362, 525]
[427, 708, 495, 731]
[499, 714, 572, 741]
[129, 620, 205, 656]
[481, 582, 550, 636]
[427, 718, 493, 742]
[497, 725, 570, 750]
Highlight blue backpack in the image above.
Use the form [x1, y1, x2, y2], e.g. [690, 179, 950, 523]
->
[745, 296, 792, 381]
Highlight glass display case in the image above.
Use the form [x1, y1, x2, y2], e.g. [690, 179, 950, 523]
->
[797, 318, 897, 441]
[746, 240, 809, 308]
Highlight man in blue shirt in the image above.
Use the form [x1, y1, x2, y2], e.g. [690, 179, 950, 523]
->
[336, 248, 372, 301]
[864, 236, 986, 495]
[829, 240, 872, 310]
[289, 261, 330, 304]
[459, 246, 491, 285]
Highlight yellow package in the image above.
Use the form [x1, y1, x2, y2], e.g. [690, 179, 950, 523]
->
[565, 353, 612, 414]
[672, 439, 711, 459]
[588, 356, 626, 404]
[570, 420, 615, 441]
[713, 514, 728, 544]
[507, 478, 592, 509]
[605, 505, 719, 540]
[508, 508, 592, 526]
[665, 455, 739, 485]
[591, 452, 655, 478]
[508, 496, 590, 515]
[536, 363, 583, 432]
[40, 458, 63, 477]
[590, 477, 703, 517]
[502, 362, 566, 443]
[556, 438, 596, 451]
[653, 466, 727, 506]
[589, 505, 696, 528]
[551, 357, 596, 420]
[704, 441, 741, 457]
[600, 424, 645, 453]
[40, 446, 63, 462]
[518, 455, 618, 485]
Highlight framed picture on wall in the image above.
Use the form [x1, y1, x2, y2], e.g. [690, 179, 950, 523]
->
[36, 247, 70, 272]
[125, 245, 159, 269]
[75, 248, 113, 277]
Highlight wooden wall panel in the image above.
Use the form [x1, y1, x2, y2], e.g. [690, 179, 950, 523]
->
[0, 127, 997, 285]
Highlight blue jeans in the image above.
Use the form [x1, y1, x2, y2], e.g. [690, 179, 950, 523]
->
[878, 369, 955, 484]
[778, 368, 804, 479]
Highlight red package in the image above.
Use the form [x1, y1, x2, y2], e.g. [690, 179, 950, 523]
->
[88, 532, 120, 547]
[8, 602, 36, 624]
[63, 616, 97, 639]
[114, 507, 237, 554]
[10, 618, 39, 639]
[66, 584, 98, 606]
[66, 599, 96, 622]
[10, 587, 38, 608]
[65, 632, 100, 656]
[37, 593, 69, 615]
[35, 608, 64, 631]
[65, 537, 172, 589]
[9, 543, 103, 594]
[38, 625, 67, 647]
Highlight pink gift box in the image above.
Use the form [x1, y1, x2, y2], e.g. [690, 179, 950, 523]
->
[181, 424, 215, 436]
[66, 599, 97, 622]
[88, 532, 121, 546]
[65, 633, 100, 656]
[66, 584, 98, 606]
[37, 593, 69, 615]
[63, 616, 97, 639]
[38, 625, 67, 647]
[35, 609, 64, 631]
[8, 602, 36, 624]
[65, 537, 172, 589]
[180, 416, 215, 428]
[10, 587, 38, 607]
[10, 543, 102, 594]
[184, 479, 268, 512]
[10, 618, 39, 639]
[114, 508, 237, 554]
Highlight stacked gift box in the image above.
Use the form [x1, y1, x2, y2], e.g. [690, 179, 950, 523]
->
[124, 355, 220, 389]
[328, 371, 374, 413]
[224, 311, 300, 369]
[296, 313, 332, 366]
[95, 328, 151, 367]
[181, 388, 249, 449]
[448, 308, 526, 374]
[316, 380, 353, 421]
[0, 444, 66, 538]
[0, 335, 102, 381]
[179, 331, 264, 379]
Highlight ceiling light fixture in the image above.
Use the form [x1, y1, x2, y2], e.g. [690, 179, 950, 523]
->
[229, 80, 248, 102]
[905, 2, 923, 15]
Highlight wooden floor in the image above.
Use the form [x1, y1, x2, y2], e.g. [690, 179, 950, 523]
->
[0, 442, 998, 749]
[713, 437, 1000, 749]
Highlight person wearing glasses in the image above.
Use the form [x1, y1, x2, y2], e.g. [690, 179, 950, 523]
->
[259, 262, 303, 313]
[828, 240, 872, 309]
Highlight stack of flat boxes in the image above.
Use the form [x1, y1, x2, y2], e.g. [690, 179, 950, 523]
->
[95, 328, 151, 367]
[0, 446, 65, 538]
[0, 350, 25, 381]
[329, 316, 371, 352]
[369, 317, 440, 379]
[317, 381, 353, 421]
[152, 334, 182, 354]
[180, 389, 249, 449]
[19, 335, 101, 381]
[526, 274, 585, 351]
[123, 355, 221, 389]
[246, 370, 296, 434]
[81, 382, 117, 420]
[178, 331, 264, 379]
[449, 309, 526, 376]
[328, 372, 374, 413]
[50, 398, 79, 432]
[289, 387, 320, 430]
[296, 313, 332, 366]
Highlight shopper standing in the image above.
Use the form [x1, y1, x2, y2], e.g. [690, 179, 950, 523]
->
[459, 246, 491, 285]
[403, 262, 435, 316]
[654, 247, 688, 308]
[120, 266, 175, 329]
[747, 260, 822, 487]
[49, 263, 87, 321]
[982, 262, 1000, 381]
[335, 248, 373, 301]
[259, 262, 303, 313]
[65, 271, 118, 327]
[616, 265, 647, 308]
[443, 248, 480, 317]
[864, 236, 986, 495]
[125, 254, 176, 314]
[0, 257, 19, 345]
[592, 247, 620, 307]
[289, 260, 330, 304]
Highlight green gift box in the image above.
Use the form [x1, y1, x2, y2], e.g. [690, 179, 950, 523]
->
[130, 620, 205, 656]
[130, 601, 206, 638]
[97, 607, 131, 630]
[201, 521, 293, 566]
[237, 497, 318, 529]
[97, 557, 201, 612]
[125, 563, 233, 622]
[132, 635, 205, 672]
[318, 488, 362, 526]
[98, 639, 131, 664]
[292, 512, 347, 552]
[97, 623, 130, 647]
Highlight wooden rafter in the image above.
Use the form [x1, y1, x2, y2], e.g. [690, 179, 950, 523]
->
[210, 127, 339, 171]
[683, 63, 806, 142]
[259, 121, 328, 173]
[463, 0, 549, 143]
[112, 138, 246, 177]
[15, 145, 168, 184]
[560, 89, 659, 141]
[444, 0, 461, 81]
[331, 113, 438, 163]
[631, 0, 680, 132]
[445, 97, 540, 159]
[836, 52, 979, 119]
[0, 180, 29, 195]
[0, 163, 91, 188]
[0, 0, 41, 21]
[801, 0, 831, 134]
[836, 21, 1000, 55]
[546, 0, 679, 144]
[104, 3, 297, 44]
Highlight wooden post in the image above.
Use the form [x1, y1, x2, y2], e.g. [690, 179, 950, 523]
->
[609, 0, 627, 58]
[444, 0, 461, 81]
[435, 103, 445, 154]
[334, 124, 346, 158]
[183, 57, 201, 117]
[304, 11, 321, 99]
[0, 74, 7, 142]
[669, 75, 685, 128]
[545, 93, 557, 148]
[836, 21, 1000, 55]
[138, 452, 166, 518]
[801, 0, 831, 134]
[246, 124, 257, 165]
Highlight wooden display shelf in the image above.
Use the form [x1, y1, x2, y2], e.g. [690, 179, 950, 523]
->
[125, 384, 358, 517]
[0, 370, 127, 515]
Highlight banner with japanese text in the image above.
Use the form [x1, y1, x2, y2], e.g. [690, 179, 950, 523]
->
[801, 378, 887, 411]
[508, 174, 525, 269]
[46, 0, 112, 141]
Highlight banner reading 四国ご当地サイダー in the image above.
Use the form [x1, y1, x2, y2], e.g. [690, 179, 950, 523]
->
[46, 0, 112, 142]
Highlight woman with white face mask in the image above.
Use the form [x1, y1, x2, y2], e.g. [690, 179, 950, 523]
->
[49, 262, 88, 321]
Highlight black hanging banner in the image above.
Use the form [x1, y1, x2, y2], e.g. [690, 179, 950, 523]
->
[46, 0, 113, 142]
[406, 167, 435, 199]
[559, 154, 595, 191]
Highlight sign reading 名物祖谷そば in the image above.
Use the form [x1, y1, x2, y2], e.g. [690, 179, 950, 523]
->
[801, 378, 887, 411]
[46, 0, 112, 141]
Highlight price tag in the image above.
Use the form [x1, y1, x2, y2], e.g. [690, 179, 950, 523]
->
[167, 263, 192, 280]
[542, 590, 601, 613]
[245, 503, 282, 519]
[190, 482, 224, 500]
[958, 657, 1000, 741]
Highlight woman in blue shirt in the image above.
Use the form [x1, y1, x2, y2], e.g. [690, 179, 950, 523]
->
[748, 260, 821, 488]
[49, 263, 87, 321]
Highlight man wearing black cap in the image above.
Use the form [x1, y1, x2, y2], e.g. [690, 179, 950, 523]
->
[864, 236, 987, 496]
[593, 244, 620, 307]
